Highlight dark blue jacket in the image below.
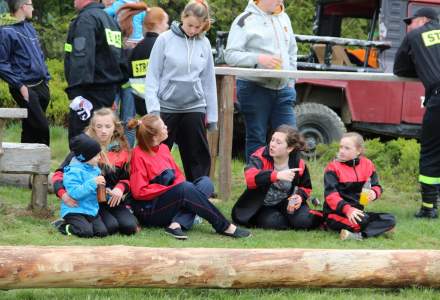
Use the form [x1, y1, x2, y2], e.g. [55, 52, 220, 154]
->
[0, 18, 50, 89]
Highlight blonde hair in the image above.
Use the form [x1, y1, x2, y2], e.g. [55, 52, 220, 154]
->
[85, 108, 130, 170]
[342, 132, 365, 155]
[181, 0, 212, 32]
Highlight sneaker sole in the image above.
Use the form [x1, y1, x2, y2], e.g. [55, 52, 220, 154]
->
[165, 231, 188, 240]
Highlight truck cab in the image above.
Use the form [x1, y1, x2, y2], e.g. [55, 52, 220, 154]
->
[295, 0, 440, 152]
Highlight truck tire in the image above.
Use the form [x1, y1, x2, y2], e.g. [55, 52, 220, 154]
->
[295, 103, 346, 155]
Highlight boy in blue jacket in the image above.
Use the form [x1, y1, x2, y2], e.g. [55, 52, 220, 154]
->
[57, 133, 108, 237]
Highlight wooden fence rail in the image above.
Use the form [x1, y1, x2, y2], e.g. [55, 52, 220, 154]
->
[1, 246, 439, 289]
[212, 67, 418, 200]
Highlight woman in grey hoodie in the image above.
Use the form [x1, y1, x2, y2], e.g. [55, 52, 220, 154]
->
[145, 0, 217, 183]
[225, 0, 297, 162]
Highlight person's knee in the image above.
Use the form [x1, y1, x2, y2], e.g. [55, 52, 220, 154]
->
[255, 209, 289, 230]
[119, 220, 139, 235]
[105, 220, 119, 235]
[94, 227, 109, 238]
[194, 176, 214, 197]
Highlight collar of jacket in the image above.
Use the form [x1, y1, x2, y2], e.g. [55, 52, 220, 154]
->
[262, 146, 301, 168]
[80, 2, 105, 13]
[250, 0, 284, 16]
[338, 156, 361, 167]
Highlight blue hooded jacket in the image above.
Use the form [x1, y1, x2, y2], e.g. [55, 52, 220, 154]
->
[0, 17, 50, 89]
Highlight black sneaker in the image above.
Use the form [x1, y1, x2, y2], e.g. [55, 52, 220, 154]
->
[414, 208, 438, 219]
[58, 223, 72, 236]
[165, 227, 188, 240]
[51, 218, 65, 230]
[221, 226, 251, 238]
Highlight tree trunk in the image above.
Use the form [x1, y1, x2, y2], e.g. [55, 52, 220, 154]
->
[1, 246, 440, 289]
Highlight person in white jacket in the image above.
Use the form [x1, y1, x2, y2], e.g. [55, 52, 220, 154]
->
[145, 0, 217, 183]
[225, 0, 298, 162]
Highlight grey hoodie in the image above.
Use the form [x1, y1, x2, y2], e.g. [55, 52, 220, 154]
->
[145, 21, 218, 126]
[224, 0, 297, 90]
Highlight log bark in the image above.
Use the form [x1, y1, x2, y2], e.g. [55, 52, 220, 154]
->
[30, 174, 48, 210]
[1, 246, 440, 289]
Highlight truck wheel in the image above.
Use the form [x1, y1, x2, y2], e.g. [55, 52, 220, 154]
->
[295, 103, 346, 155]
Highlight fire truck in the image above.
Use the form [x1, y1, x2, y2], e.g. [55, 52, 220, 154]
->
[216, 0, 440, 155]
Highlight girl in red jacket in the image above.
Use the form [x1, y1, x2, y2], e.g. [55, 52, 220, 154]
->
[232, 125, 323, 229]
[324, 132, 396, 240]
[127, 114, 250, 240]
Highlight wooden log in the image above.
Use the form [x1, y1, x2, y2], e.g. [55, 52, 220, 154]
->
[0, 143, 50, 174]
[30, 174, 48, 210]
[217, 75, 234, 201]
[1, 246, 440, 289]
[0, 108, 27, 119]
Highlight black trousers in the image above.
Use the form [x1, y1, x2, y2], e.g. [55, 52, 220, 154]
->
[67, 85, 117, 142]
[252, 202, 323, 230]
[9, 81, 50, 146]
[131, 177, 230, 233]
[161, 112, 211, 182]
[99, 202, 138, 235]
[64, 213, 108, 238]
[326, 212, 395, 238]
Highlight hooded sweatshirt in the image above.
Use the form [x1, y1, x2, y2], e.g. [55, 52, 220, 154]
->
[145, 21, 218, 127]
[0, 15, 50, 89]
[224, 0, 297, 90]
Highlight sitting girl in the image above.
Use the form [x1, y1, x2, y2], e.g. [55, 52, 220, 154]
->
[232, 125, 323, 230]
[127, 114, 251, 240]
[324, 132, 396, 240]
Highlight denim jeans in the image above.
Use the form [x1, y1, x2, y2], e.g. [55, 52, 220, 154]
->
[236, 80, 296, 161]
[115, 86, 136, 147]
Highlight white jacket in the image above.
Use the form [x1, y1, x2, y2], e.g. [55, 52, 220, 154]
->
[225, 0, 297, 90]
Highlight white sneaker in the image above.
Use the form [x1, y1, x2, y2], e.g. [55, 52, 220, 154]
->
[340, 229, 363, 241]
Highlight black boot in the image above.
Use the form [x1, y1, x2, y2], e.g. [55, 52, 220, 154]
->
[416, 183, 439, 219]
[414, 207, 438, 219]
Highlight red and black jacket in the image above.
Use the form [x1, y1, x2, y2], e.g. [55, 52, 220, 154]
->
[244, 146, 312, 201]
[323, 156, 382, 216]
[129, 144, 185, 201]
[52, 146, 130, 200]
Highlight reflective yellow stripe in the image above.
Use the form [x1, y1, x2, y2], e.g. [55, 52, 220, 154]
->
[419, 174, 440, 185]
[64, 43, 72, 52]
[422, 30, 440, 47]
[131, 83, 145, 97]
[132, 59, 149, 77]
[422, 202, 434, 209]
[105, 28, 122, 48]
[121, 82, 131, 89]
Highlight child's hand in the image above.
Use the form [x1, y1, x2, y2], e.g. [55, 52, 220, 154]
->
[277, 168, 302, 182]
[286, 194, 302, 213]
[107, 187, 123, 207]
[95, 175, 105, 186]
[367, 189, 376, 202]
[62, 193, 78, 207]
[346, 207, 364, 225]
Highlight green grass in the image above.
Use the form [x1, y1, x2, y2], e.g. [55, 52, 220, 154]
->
[0, 123, 439, 299]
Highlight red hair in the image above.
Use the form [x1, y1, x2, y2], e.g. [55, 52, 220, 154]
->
[144, 7, 168, 31]
[117, 2, 149, 39]
[127, 114, 161, 152]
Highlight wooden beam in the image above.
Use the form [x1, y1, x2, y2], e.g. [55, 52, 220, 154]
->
[0, 108, 27, 119]
[1, 246, 440, 289]
[215, 67, 419, 82]
[0, 143, 50, 174]
[217, 75, 234, 201]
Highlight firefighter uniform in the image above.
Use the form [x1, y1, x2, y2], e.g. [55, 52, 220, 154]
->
[394, 8, 440, 218]
[64, 2, 128, 141]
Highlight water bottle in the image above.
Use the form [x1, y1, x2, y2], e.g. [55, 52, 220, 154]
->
[359, 178, 371, 206]
[287, 186, 300, 214]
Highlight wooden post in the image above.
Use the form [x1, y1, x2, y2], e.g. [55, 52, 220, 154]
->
[217, 75, 234, 201]
[2, 246, 440, 289]
[30, 174, 48, 210]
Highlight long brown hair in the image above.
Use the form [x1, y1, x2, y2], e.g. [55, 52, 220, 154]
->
[181, 0, 212, 33]
[127, 114, 161, 152]
[117, 2, 149, 39]
[274, 125, 306, 152]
